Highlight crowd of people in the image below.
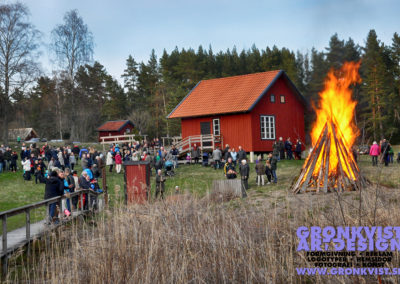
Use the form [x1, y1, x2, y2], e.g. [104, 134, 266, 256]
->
[368, 139, 397, 167]
[5, 134, 398, 219]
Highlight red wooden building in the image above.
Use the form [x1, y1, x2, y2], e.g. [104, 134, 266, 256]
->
[97, 120, 135, 142]
[167, 70, 307, 157]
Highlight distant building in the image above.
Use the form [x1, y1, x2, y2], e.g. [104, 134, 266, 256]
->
[167, 70, 307, 156]
[97, 120, 135, 142]
[8, 128, 38, 141]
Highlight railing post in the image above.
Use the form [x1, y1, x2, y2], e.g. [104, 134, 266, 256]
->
[80, 192, 84, 213]
[25, 209, 30, 241]
[2, 215, 7, 255]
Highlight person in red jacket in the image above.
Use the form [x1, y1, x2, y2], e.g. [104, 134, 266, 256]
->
[369, 141, 380, 166]
[115, 151, 122, 174]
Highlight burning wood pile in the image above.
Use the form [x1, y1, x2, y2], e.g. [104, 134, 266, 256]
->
[292, 62, 366, 194]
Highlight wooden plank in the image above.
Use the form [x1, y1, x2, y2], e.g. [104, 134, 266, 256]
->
[299, 125, 328, 193]
[25, 209, 30, 241]
[322, 136, 331, 193]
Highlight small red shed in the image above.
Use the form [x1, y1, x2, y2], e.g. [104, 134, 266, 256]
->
[97, 120, 135, 142]
[124, 161, 151, 204]
[167, 70, 307, 158]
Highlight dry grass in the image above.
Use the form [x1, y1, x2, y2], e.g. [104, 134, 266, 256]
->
[5, 179, 400, 283]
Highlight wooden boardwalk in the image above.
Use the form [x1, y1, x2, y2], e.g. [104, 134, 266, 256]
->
[1, 190, 103, 278]
[0, 220, 47, 256]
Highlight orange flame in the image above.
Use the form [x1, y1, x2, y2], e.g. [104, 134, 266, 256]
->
[311, 61, 361, 148]
[304, 62, 361, 186]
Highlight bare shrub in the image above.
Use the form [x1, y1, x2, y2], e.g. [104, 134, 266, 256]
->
[7, 185, 400, 283]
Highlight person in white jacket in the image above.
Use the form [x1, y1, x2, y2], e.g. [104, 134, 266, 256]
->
[21, 157, 31, 180]
[106, 151, 114, 173]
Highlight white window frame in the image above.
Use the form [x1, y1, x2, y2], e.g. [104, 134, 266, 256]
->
[213, 118, 220, 136]
[260, 115, 275, 140]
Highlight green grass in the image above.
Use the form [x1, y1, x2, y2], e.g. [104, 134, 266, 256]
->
[2, 149, 400, 235]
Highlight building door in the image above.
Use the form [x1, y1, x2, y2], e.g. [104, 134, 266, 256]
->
[200, 122, 211, 135]
[200, 122, 211, 147]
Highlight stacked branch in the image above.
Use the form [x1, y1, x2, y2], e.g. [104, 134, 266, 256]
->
[292, 121, 365, 194]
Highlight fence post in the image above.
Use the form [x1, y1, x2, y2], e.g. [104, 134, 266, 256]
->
[25, 209, 30, 241]
[2, 215, 7, 255]
[2, 214, 7, 280]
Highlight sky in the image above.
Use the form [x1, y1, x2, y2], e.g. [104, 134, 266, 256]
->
[20, 0, 400, 82]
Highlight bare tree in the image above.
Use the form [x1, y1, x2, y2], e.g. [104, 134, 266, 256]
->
[50, 9, 93, 81]
[0, 2, 41, 143]
[50, 9, 94, 140]
[128, 109, 151, 135]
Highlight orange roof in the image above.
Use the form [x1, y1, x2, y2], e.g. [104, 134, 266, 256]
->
[97, 120, 133, 131]
[168, 70, 283, 118]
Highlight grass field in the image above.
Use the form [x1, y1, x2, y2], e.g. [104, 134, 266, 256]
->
[1, 147, 400, 235]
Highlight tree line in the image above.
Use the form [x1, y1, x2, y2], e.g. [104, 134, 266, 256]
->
[1, 2, 399, 144]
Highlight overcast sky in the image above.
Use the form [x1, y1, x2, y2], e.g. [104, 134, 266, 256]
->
[22, 0, 400, 82]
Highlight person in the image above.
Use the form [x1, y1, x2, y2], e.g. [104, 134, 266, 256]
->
[69, 153, 76, 171]
[295, 139, 303, 160]
[65, 168, 77, 209]
[278, 137, 285, 160]
[212, 146, 222, 170]
[380, 139, 390, 167]
[223, 144, 230, 160]
[106, 150, 114, 172]
[44, 171, 63, 224]
[34, 159, 45, 184]
[115, 151, 122, 173]
[268, 152, 278, 183]
[255, 156, 265, 186]
[81, 153, 89, 170]
[155, 169, 166, 199]
[154, 152, 163, 174]
[285, 137, 293, 160]
[58, 150, 65, 170]
[224, 148, 232, 162]
[237, 146, 247, 162]
[272, 141, 280, 161]
[170, 145, 179, 168]
[265, 159, 272, 184]
[191, 144, 200, 164]
[224, 157, 237, 179]
[72, 145, 80, 160]
[239, 159, 249, 197]
[231, 148, 238, 166]
[22, 157, 31, 180]
[17, 135, 21, 144]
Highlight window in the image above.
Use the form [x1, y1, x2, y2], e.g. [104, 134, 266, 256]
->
[213, 119, 220, 135]
[260, 115, 275, 140]
[270, 94, 275, 103]
[280, 95, 285, 103]
[126, 128, 131, 134]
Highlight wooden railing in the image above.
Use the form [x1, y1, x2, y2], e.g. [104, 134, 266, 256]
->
[1, 189, 102, 278]
[174, 134, 223, 156]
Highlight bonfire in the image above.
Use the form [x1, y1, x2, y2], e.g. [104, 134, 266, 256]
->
[292, 62, 366, 193]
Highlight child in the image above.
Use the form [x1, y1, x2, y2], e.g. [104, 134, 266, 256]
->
[255, 157, 265, 186]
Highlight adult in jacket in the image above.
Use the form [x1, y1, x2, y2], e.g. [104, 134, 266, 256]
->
[369, 141, 380, 166]
[237, 146, 247, 162]
[239, 159, 250, 197]
[44, 171, 64, 223]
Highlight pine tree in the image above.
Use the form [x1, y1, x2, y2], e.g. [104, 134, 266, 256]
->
[362, 30, 391, 140]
